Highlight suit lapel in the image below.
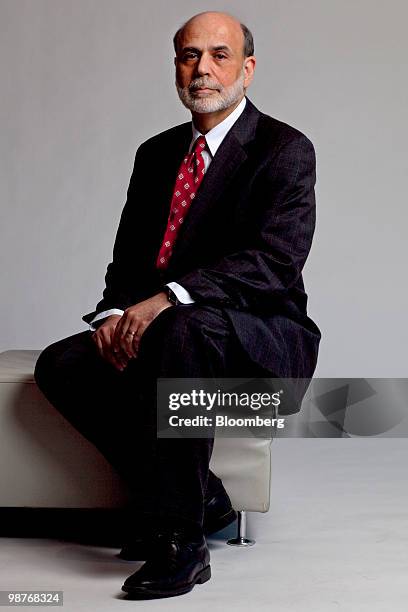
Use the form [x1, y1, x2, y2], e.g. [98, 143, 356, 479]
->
[168, 98, 261, 270]
[159, 123, 192, 211]
[152, 123, 192, 240]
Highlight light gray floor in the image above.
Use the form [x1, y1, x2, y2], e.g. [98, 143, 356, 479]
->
[2, 439, 407, 611]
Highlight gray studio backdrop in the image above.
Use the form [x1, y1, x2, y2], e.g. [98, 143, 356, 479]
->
[1, 0, 406, 377]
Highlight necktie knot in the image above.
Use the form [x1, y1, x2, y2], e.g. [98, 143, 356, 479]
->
[191, 136, 207, 154]
[192, 135, 207, 155]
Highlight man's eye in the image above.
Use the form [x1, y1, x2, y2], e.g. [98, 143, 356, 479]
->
[214, 53, 227, 60]
[183, 52, 198, 60]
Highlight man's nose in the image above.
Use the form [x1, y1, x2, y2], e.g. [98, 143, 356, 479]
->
[194, 52, 212, 76]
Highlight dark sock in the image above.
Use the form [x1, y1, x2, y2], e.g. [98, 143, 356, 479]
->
[153, 517, 203, 541]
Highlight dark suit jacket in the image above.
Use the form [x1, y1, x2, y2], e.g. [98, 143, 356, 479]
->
[82, 97, 321, 414]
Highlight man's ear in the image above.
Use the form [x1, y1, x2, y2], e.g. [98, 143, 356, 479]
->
[243, 56, 256, 89]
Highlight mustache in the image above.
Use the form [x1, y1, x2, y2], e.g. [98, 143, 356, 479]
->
[188, 78, 222, 92]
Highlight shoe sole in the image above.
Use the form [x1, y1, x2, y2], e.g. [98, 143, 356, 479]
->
[204, 508, 237, 536]
[121, 564, 211, 599]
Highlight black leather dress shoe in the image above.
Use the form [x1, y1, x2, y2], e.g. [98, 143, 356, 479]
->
[118, 488, 236, 561]
[121, 530, 211, 599]
[203, 487, 237, 536]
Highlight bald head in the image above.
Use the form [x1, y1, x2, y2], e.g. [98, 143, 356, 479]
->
[173, 11, 254, 59]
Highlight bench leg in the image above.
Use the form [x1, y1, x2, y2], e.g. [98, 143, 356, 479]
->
[227, 510, 255, 546]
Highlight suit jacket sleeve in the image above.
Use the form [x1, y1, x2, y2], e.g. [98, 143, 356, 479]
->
[175, 134, 317, 312]
[82, 142, 155, 325]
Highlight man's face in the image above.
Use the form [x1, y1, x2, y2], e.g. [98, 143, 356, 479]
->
[175, 14, 255, 114]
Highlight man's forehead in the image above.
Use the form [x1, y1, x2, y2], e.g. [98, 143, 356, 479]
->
[179, 18, 243, 49]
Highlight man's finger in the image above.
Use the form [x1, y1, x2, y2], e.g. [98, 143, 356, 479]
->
[95, 326, 126, 370]
[92, 332, 105, 359]
[111, 345, 128, 368]
[105, 342, 128, 370]
[123, 327, 139, 358]
[112, 317, 127, 353]
[93, 330, 112, 363]
[107, 325, 127, 367]
[114, 313, 139, 357]
[131, 333, 141, 357]
[109, 352, 127, 371]
[131, 320, 150, 356]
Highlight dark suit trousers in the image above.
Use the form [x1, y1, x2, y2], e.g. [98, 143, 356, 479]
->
[34, 304, 263, 534]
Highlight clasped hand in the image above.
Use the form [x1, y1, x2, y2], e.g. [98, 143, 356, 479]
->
[91, 291, 172, 371]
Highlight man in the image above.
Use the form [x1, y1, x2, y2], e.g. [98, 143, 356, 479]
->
[34, 11, 321, 599]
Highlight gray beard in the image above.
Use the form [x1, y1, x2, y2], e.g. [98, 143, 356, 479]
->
[176, 72, 245, 114]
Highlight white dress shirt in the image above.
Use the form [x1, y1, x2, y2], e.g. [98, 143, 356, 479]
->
[88, 97, 247, 330]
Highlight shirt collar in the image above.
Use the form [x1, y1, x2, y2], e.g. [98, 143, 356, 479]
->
[190, 96, 247, 157]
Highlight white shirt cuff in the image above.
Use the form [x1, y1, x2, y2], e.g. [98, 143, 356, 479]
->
[166, 282, 195, 304]
[88, 308, 124, 331]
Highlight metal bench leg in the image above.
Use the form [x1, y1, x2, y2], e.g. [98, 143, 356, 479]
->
[227, 510, 255, 546]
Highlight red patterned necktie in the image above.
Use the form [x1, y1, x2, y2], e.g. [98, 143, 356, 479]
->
[156, 135, 207, 270]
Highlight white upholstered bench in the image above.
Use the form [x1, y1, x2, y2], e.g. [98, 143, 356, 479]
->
[0, 350, 274, 545]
